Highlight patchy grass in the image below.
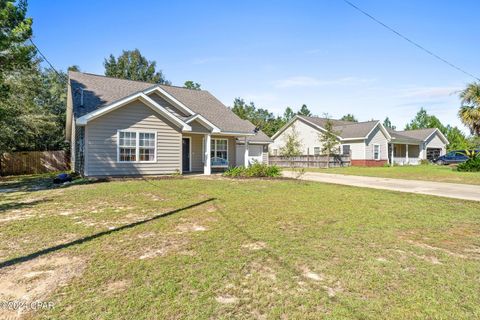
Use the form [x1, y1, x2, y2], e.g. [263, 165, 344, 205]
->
[303, 164, 480, 185]
[0, 174, 479, 319]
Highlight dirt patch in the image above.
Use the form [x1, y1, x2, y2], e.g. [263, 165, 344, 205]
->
[215, 295, 238, 304]
[176, 223, 208, 233]
[300, 266, 324, 282]
[103, 279, 131, 295]
[138, 238, 188, 260]
[0, 253, 85, 319]
[242, 241, 267, 251]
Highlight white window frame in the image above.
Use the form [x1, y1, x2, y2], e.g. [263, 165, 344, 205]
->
[117, 129, 157, 163]
[313, 147, 321, 156]
[342, 144, 351, 155]
[211, 138, 228, 167]
[373, 144, 380, 160]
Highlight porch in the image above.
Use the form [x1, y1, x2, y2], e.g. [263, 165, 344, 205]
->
[388, 143, 422, 165]
[181, 134, 252, 175]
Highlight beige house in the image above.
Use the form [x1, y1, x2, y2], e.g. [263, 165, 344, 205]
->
[270, 115, 448, 166]
[66, 72, 271, 177]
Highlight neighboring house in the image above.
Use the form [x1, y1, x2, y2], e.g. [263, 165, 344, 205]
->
[66, 71, 271, 176]
[270, 115, 448, 166]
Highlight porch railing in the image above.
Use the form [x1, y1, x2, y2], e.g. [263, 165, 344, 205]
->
[392, 157, 420, 165]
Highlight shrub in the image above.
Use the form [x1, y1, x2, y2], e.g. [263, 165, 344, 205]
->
[457, 157, 480, 172]
[223, 163, 281, 178]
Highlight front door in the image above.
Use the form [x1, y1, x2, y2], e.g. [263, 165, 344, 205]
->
[182, 138, 190, 172]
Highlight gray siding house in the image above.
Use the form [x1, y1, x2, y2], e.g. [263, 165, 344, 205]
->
[270, 115, 448, 166]
[66, 72, 271, 176]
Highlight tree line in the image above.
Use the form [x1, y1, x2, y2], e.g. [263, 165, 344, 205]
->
[1, 0, 480, 157]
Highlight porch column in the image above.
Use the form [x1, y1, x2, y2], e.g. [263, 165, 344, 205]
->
[406, 144, 409, 164]
[204, 134, 211, 175]
[244, 136, 249, 168]
[390, 143, 394, 166]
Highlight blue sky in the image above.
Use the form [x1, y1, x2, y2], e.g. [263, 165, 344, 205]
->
[29, 0, 480, 132]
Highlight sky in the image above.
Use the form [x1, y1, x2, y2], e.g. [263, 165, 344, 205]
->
[28, 0, 480, 132]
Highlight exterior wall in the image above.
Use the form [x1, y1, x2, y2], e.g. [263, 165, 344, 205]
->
[183, 134, 204, 172]
[424, 132, 446, 157]
[84, 101, 182, 176]
[183, 134, 237, 172]
[351, 160, 388, 167]
[147, 92, 189, 118]
[270, 119, 324, 155]
[364, 126, 389, 160]
[236, 144, 268, 166]
[340, 140, 365, 160]
[189, 120, 210, 133]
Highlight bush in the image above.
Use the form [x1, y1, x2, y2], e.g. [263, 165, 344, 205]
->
[457, 157, 480, 172]
[223, 163, 281, 178]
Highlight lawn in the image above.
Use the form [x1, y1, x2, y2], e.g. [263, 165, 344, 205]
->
[303, 164, 480, 185]
[1, 174, 480, 319]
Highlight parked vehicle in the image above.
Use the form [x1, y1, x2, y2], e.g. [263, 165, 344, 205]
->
[434, 150, 479, 165]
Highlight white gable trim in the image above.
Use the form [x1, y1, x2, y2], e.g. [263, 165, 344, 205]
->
[424, 128, 449, 145]
[76, 92, 192, 132]
[185, 114, 221, 133]
[366, 121, 392, 141]
[144, 86, 195, 116]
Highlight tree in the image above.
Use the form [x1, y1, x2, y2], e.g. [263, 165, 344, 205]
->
[280, 125, 302, 157]
[405, 107, 446, 132]
[318, 116, 340, 168]
[283, 107, 295, 122]
[383, 117, 396, 130]
[68, 65, 80, 72]
[184, 80, 201, 90]
[0, 0, 35, 92]
[458, 82, 480, 136]
[103, 49, 170, 84]
[405, 108, 470, 152]
[341, 114, 358, 122]
[444, 125, 470, 151]
[297, 104, 312, 116]
[231, 98, 285, 137]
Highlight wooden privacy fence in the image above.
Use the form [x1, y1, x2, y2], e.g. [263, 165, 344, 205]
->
[269, 154, 351, 168]
[0, 151, 69, 176]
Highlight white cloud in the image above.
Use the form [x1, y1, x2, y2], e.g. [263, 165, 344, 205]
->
[397, 86, 462, 99]
[273, 76, 374, 88]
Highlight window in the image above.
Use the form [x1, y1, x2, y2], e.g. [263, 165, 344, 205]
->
[139, 133, 155, 161]
[342, 145, 351, 155]
[373, 144, 380, 160]
[313, 147, 320, 156]
[273, 149, 278, 156]
[211, 139, 228, 162]
[118, 130, 156, 162]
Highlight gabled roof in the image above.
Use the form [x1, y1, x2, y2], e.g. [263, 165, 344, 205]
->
[68, 71, 256, 134]
[389, 128, 449, 144]
[273, 115, 388, 141]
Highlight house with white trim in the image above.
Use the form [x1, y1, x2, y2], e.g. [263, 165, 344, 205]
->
[66, 72, 271, 176]
[270, 115, 448, 166]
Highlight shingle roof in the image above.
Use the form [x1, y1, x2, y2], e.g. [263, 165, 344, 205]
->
[69, 71, 258, 135]
[388, 128, 437, 143]
[298, 116, 379, 139]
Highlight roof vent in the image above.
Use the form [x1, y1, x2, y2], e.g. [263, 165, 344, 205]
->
[80, 88, 84, 107]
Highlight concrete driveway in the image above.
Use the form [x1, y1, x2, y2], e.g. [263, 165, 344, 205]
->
[282, 171, 480, 202]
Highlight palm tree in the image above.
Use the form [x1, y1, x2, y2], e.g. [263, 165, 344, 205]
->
[459, 82, 480, 136]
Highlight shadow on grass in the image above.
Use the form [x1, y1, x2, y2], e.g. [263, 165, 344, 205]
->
[0, 198, 215, 270]
[0, 174, 109, 194]
[0, 198, 53, 213]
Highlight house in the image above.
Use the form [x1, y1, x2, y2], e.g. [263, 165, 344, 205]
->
[66, 72, 272, 176]
[270, 115, 448, 166]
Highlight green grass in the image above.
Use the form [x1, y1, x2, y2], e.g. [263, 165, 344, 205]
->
[302, 164, 480, 185]
[1, 175, 480, 319]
